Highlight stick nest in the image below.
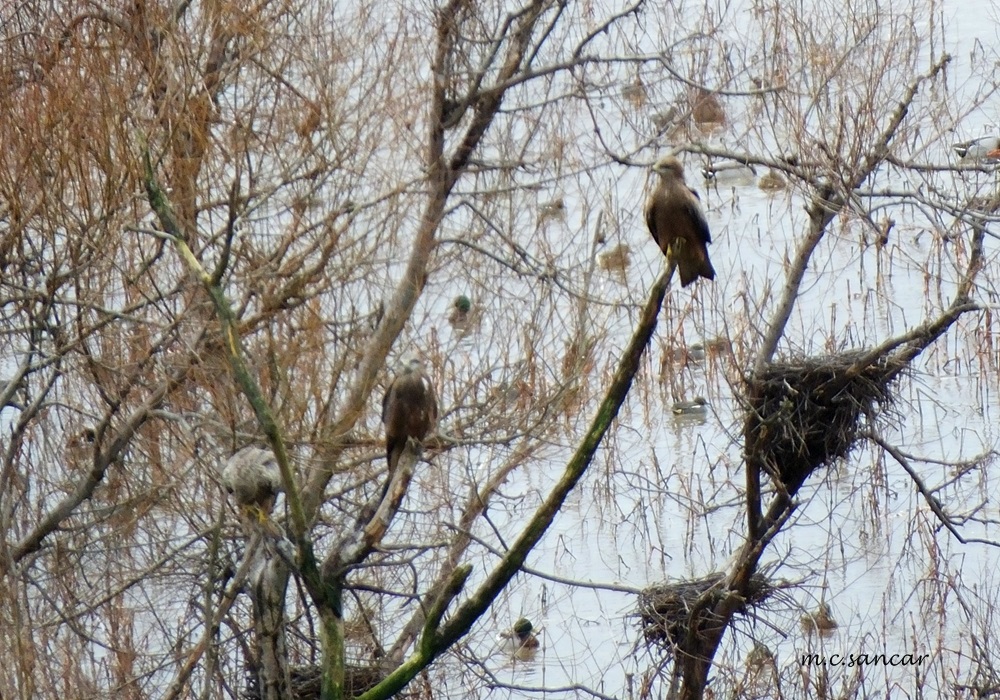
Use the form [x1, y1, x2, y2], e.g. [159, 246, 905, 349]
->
[638, 572, 778, 649]
[743, 351, 897, 493]
[243, 663, 387, 700]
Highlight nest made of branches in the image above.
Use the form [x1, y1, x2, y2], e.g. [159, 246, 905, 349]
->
[243, 663, 387, 700]
[638, 572, 779, 650]
[743, 351, 898, 494]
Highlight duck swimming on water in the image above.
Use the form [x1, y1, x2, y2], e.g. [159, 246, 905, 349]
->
[953, 136, 1000, 160]
[499, 618, 541, 659]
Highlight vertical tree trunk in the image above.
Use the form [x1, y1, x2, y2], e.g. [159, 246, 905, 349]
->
[251, 542, 293, 700]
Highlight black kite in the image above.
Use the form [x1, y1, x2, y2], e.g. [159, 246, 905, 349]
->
[645, 155, 716, 287]
[382, 357, 438, 478]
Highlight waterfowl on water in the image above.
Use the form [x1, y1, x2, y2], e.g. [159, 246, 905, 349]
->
[758, 169, 787, 192]
[448, 294, 477, 332]
[645, 156, 716, 287]
[953, 136, 1000, 160]
[670, 343, 706, 364]
[704, 336, 732, 355]
[801, 602, 838, 634]
[597, 243, 631, 272]
[672, 396, 708, 415]
[672, 337, 730, 364]
[499, 618, 541, 659]
[702, 161, 757, 186]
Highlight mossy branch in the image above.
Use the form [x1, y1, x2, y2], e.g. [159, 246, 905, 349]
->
[419, 564, 473, 656]
[355, 261, 676, 700]
[141, 145, 310, 549]
[436, 260, 675, 639]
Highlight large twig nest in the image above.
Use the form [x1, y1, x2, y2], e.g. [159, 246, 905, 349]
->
[638, 572, 778, 650]
[243, 663, 387, 700]
[743, 352, 896, 494]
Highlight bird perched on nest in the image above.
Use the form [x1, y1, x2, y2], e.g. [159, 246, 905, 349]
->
[499, 618, 541, 659]
[382, 357, 438, 486]
[645, 156, 716, 287]
[221, 446, 283, 523]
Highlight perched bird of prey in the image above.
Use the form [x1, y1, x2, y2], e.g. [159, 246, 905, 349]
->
[382, 357, 438, 480]
[645, 155, 716, 287]
[953, 136, 1000, 160]
[222, 446, 283, 521]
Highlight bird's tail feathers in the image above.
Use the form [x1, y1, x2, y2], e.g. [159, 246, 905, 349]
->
[678, 256, 716, 287]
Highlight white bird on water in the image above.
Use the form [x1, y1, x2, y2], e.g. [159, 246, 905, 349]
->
[952, 135, 1000, 161]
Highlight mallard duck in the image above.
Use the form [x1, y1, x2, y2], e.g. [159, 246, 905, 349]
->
[597, 243, 631, 272]
[448, 295, 474, 330]
[672, 396, 708, 416]
[801, 602, 838, 634]
[954, 136, 1000, 160]
[670, 343, 705, 364]
[499, 618, 541, 658]
[758, 169, 787, 192]
[702, 161, 757, 186]
[691, 88, 725, 129]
